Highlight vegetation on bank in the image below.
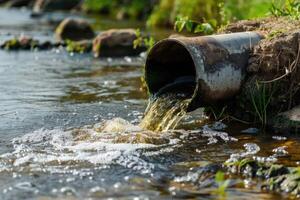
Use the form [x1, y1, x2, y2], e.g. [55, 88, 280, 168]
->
[82, 0, 154, 20]
[82, 0, 288, 28]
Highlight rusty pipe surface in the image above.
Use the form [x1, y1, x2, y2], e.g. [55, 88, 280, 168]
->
[144, 32, 263, 111]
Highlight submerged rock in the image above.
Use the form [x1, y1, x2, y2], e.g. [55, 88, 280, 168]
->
[0, 36, 38, 50]
[92, 29, 146, 57]
[0, 35, 64, 50]
[225, 157, 300, 196]
[55, 18, 95, 41]
[33, 0, 81, 12]
[272, 106, 300, 134]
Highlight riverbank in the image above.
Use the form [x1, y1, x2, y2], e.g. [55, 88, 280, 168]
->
[217, 16, 300, 133]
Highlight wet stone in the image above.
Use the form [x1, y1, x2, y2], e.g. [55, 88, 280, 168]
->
[55, 18, 95, 41]
[0, 36, 65, 51]
[225, 157, 300, 196]
[272, 106, 300, 134]
[93, 29, 146, 57]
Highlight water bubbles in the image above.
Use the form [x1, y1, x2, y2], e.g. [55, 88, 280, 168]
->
[243, 143, 260, 155]
[202, 129, 238, 145]
[103, 80, 117, 87]
[253, 156, 278, 163]
[107, 57, 113, 63]
[195, 149, 202, 153]
[272, 146, 289, 157]
[272, 136, 287, 141]
[66, 177, 76, 183]
[124, 56, 132, 63]
[60, 186, 77, 196]
[113, 182, 122, 189]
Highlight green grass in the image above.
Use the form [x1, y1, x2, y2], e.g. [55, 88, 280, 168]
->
[83, 0, 153, 19]
[213, 171, 230, 197]
[270, 0, 300, 19]
[221, 0, 272, 23]
[250, 81, 277, 126]
[83, 0, 114, 13]
[82, 0, 298, 28]
[146, 0, 279, 28]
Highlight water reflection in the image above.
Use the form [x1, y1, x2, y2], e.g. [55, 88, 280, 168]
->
[61, 66, 147, 103]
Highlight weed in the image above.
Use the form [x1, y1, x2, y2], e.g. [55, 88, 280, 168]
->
[270, 0, 300, 19]
[222, 0, 271, 22]
[249, 81, 277, 126]
[204, 106, 228, 121]
[174, 16, 214, 35]
[133, 29, 155, 53]
[213, 171, 230, 197]
[65, 40, 92, 53]
[267, 29, 285, 39]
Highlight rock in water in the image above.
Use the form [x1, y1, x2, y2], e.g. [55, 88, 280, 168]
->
[55, 18, 95, 41]
[272, 106, 300, 134]
[33, 0, 81, 12]
[92, 29, 145, 57]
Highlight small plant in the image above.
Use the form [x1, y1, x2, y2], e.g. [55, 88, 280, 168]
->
[174, 16, 214, 35]
[204, 106, 228, 121]
[249, 81, 276, 126]
[133, 29, 155, 53]
[65, 40, 92, 54]
[270, 0, 300, 19]
[267, 29, 285, 39]
[213, 171, 230, 197]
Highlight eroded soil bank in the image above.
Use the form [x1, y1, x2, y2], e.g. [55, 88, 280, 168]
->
[219, 17, 300, 133]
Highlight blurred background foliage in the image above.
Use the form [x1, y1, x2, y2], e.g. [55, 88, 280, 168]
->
[83, 0, 290, 28]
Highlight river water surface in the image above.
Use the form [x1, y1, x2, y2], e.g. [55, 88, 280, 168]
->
[0, 8, 300, 200]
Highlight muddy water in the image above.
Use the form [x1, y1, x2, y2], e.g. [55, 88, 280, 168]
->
[140, 93, 191, 132]
[0, 8, 300, 200]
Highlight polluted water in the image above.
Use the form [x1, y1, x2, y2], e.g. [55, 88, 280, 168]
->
[140, 92, 192, 132]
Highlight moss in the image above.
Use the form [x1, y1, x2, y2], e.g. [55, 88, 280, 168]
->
[224, 157, 300, 196]
[65, 40, 92, 53]
[1, 37, 40, 50]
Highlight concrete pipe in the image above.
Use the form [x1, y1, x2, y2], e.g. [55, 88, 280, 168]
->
[144, 32, 263, 111]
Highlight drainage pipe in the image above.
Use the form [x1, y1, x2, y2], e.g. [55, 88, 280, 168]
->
[144, 32, 263, 111]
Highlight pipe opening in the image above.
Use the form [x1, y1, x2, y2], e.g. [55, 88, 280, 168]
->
[145, 39, 196, 97]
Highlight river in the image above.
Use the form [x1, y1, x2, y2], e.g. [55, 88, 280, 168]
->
[0, 8, 299, 200]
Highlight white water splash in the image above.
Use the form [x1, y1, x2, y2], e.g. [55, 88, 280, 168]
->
[0, 118, 175, 175]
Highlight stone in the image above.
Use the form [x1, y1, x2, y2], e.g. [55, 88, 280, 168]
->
[55, 18, 95, 41]
[1, 36, 38, 50]
[272, 105, 300, 134]
[33, 0, 81, 12]
[92, 29, 145, 57]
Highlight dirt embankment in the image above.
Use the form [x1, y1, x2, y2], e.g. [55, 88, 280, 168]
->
[220, 17, 300, 130]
